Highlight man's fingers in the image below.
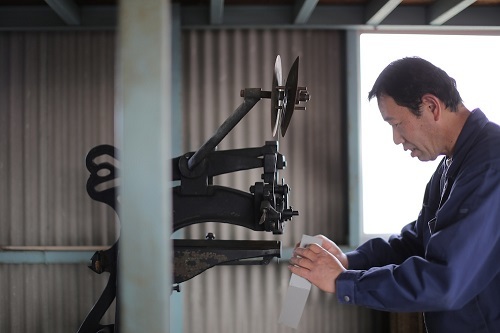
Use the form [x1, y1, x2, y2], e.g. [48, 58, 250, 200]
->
[289, 255, 312, 269]
[293, 244, 323, 259]
[288, 264, 311, 280]
[306, 243, 323, 253]
[290, 244, 328, 270]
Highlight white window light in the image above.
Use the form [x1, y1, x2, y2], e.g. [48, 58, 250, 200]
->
[356, 32, 500, 245]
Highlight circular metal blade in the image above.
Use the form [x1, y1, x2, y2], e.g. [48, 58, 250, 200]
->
[271, 55, 283, 137]
[281, 56, 299, 137]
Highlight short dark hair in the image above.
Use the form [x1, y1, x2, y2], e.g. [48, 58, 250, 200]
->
[368, 57, 462, 116]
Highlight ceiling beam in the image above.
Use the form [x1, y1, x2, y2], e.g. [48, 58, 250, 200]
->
[44, 0, 81, 25]
[365, 0, 402, 25]
[2, 5, 500, 30]
[294, 0, 319, 24]
[211, 0, 224, 24]
[428, 0, 477, 25]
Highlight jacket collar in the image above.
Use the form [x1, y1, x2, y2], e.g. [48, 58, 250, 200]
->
[446, 109, 489, 179]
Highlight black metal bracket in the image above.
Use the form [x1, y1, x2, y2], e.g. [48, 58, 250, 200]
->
[78, 141, 296, 333]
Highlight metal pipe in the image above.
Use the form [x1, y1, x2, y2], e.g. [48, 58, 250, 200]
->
[0, 245, 109, 251]
[187, 88, 262, 170]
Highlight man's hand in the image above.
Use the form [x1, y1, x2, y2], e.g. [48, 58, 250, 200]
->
[294, 235, 349, 269]
[288, 243, 346, 293]
[315, 235, 349, 269]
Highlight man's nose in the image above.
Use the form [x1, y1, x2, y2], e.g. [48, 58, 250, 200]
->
[393, 128, 404, 145]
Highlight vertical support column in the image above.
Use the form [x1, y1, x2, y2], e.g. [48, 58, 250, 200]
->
[346, 30, 362, 248]
[116, 1, 172, 332]
[170, 3, 184, 333]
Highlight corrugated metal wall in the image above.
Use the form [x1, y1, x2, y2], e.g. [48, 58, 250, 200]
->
[0, 29, 387, 332]
[0, 31, 117, 332]
[181, 29, 387, 333]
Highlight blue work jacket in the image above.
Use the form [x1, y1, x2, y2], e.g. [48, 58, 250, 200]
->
[337, 109, 500, 332]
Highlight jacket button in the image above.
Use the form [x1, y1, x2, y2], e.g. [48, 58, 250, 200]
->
[344, 296, 350, 302]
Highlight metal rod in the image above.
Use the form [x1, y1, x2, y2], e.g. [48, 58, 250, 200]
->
[0, 245, 109, 251]
[187, 89, 262, 170]
[0, 250, 99, 264]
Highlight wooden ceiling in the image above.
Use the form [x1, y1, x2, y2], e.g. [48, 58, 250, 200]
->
[0, 0, 500, 30]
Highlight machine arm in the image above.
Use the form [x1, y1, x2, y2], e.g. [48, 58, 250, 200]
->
[173, 239, 281, 284]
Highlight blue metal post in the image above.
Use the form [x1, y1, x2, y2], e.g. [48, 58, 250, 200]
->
[116, 1, 172, 332]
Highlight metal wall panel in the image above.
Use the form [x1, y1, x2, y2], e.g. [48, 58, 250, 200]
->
[181, 29, 387, 333]
[0, 31, 117, 332]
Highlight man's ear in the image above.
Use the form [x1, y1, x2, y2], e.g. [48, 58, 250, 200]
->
[421, 94, 441, 121]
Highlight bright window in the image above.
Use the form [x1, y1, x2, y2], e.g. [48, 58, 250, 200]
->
[359, 33, 500, 244]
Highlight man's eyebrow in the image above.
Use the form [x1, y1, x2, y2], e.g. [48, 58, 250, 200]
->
[383, 116, 395, 122]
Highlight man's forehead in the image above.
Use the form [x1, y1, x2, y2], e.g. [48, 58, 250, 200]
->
[382, 114, 396, 122]
[377, 95, 399, 121]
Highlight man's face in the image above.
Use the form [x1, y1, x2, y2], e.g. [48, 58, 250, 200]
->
[377, 94, 440, 162]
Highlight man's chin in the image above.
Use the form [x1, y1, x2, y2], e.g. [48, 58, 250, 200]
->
[410, 150, 437, 162]
[417, 155, 438, 162]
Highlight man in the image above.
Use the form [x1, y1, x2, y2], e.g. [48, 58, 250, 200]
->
[289, 57, 500, 332]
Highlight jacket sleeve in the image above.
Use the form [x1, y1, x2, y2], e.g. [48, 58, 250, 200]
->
[337, 165, 500, 312]
[346, 221, 424, 270]
[345, 165, 443, 270]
